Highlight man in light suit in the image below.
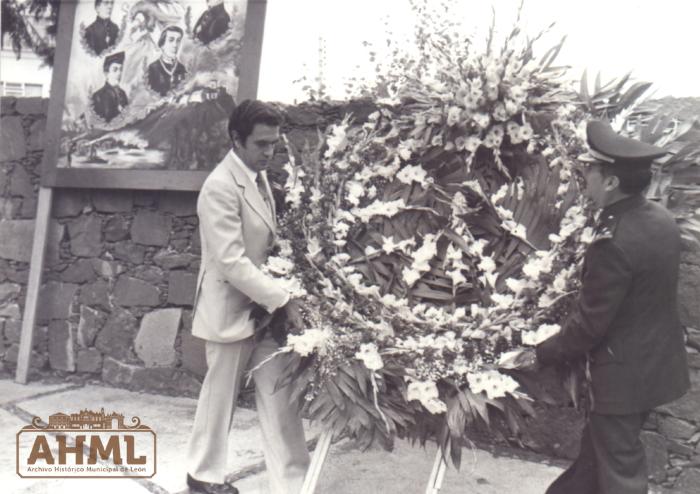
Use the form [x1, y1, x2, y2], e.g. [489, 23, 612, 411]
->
[186, 100, 310, 494]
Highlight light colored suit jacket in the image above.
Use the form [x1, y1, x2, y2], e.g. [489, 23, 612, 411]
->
[192, 150, 289, 342]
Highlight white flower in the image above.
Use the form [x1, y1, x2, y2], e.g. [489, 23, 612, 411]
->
[468, 238, 488, 257]
[355, 343, 384, 371]
[263, 256, 294, 276]
[492, 102, 508, 121]
[521, 324, 561, 346]
[406, 380, 447, 414]
[478, 256, 496, 273]
[464, 136, 482, 153]
[505, 277, 528, 296]
[277, 239, 293, 257]
[491, 184, 508, 205]
[309, 187, 323, 203]
[286, 328, 332, 357]
[491, 292, 514, 308]
[380, 293, 408, 308]
[467, 370, 519, 399]
[473, 113, 491, 129]
[381, 235, 415, 254]
[345, 180, 365, 206]
[396, 164, 431, 187]
[522, 251, 554, 279]
[446, 106, 462, 126]
[325, 123, 349, 158]
[403, 234, 438, 286]
[352, 199, 405, 223]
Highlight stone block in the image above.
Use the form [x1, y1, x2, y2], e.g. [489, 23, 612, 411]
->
[102, 357, 201, 395]
[92, 190, 133, 213]
[77, 305, 105, 347]
[20, 196, 37, 218]
[130, 265, 165, 284]
[667, 438, 695, 457]
[36, 281, 79, 322]
[641, 431, 668, 483]
[132, 191, 157, 207]
[103, 215, 130, 242]
[102, 356, 139, 385]
[131, 210, 172, 246]
[0, 303, 21, 318]
[48, 320, 75, 372]
[45, 220, 65, 266]
[76, 348, 102, 373]
[4, 319, 21, 343]
[53, 191, 88, 218]
[114, 276, 160, 307]
[153, 250, 198, 270]
[135, 308, 182, 367]
[674, 468, 700, 493]
[27, 117, 46, 151]
[95, 308, 137, 361]
[9, 165, 34, 198]
[111, 241, 146, 264]
[91, 259, 123, 279]
[0, 219, 34, 261]
[68, 215, 102, 257]
[0, 197, 21, 219]
[658, 389, 700, 423]
[79, 279, 111, 311]
[1, 96, 16, 114]
[59, 259, 97, 283]
[0, 283, 21, 304]
[159, 192, 198, 217]
[660, 416, 698, 440]
[181, 330, 207, 378]
[16, 97, 45, 115]
[0, 116, 27, 162]
[168, 271, 196, 306]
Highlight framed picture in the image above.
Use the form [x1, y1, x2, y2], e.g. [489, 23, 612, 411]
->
[41, 0, 268, 191]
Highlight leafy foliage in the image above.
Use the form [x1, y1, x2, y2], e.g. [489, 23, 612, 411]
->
[1, 0, 59, 66]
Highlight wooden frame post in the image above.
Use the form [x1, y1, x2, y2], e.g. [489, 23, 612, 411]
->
[300, 427, 333, 494]
[15, 186, 53, 383]
[425, 449, 448, 494]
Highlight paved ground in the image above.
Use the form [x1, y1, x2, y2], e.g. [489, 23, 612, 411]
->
[0, 377, 569, 493]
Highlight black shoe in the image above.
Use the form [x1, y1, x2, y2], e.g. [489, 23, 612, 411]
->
[186, 473, 239, 494]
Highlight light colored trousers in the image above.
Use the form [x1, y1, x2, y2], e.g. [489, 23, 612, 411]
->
[187, 334, 310, 494]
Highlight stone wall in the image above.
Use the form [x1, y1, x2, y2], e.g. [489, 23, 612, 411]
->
[1, 96, 699, 488]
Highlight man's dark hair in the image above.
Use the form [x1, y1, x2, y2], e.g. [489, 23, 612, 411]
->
[158, 26, 184, 48]
[94, 0, 111, 8]
[228, 100, 282, 144]
[601, 161, 653, 195]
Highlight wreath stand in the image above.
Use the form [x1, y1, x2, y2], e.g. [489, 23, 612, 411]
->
[300, 428, 448, 494]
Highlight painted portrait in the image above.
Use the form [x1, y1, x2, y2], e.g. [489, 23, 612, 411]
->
[57, 0, 249, 172]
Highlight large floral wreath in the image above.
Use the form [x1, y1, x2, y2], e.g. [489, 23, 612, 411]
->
[259, 3, 599, 464]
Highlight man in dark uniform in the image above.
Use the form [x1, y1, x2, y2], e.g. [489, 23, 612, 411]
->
[91, 51, 128, 123]
[84, 0, 119, 56]
[536, 120, 690, 494]
[193, 0, 231, 45]
[147, 25, 187, 97]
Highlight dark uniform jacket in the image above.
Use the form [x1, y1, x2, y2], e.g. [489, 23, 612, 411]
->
[147, 59, 187, 97]
[537, 195, 690, 415]
[91, 83, 128, 123]
[84, 17, 119, 56]
[193, 3, 230, 45]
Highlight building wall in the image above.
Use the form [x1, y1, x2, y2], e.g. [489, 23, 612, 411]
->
[1, 97, 699, 489]
[0, 47, 53, 98]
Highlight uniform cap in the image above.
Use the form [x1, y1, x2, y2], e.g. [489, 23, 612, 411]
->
[578, 120, 666, 164]
[103, 51, 125, 71]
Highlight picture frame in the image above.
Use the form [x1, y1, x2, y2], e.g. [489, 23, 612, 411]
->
[41, 0, 268, 191]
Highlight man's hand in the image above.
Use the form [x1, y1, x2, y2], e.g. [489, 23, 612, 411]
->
[283, 298, 305, 330]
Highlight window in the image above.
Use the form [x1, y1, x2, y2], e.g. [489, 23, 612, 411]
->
[1, 82, 43, 96]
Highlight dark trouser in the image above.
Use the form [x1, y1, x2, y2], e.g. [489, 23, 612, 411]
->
[545, 411, 649, 494]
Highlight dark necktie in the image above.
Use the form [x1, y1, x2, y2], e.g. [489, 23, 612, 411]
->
[256, 174, 272, 216]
